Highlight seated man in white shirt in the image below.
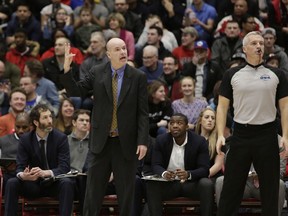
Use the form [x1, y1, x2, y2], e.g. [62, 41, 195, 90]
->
[145, 113, 214, 216]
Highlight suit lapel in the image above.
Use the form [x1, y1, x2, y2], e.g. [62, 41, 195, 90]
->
[32, 132, 42, 163]
[184, 132, 192, 164]
[46, 131, 53, 165]
[166, 134, 174, 164]
[118, 66, 132, 107]
[103, 63, 113, 102]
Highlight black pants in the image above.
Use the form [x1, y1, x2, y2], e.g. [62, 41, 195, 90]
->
[217, 121, 280, 216]
[4, 177, 75, 216]
[146, 178, 214, 216]
[83, 137, 137, 216]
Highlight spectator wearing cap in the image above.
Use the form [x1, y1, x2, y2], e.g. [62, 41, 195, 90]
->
[211, 20, 243, 74]
[227, 52, 247, 69]
[172, 26, 198, 70]
[266, 54, 280, 68]
[262, 27, 288, 74]
[181, 40, 222, 101]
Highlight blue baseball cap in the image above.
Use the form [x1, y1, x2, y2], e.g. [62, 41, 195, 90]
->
[194, 40, 208, 50]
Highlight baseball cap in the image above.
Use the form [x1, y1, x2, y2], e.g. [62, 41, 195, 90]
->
[194, 40, 208, 50]
[266, 53, 279, 63]
[262, 27, 276, 37]
[231, 52, 246, 61]
[181, 26, 198, 37]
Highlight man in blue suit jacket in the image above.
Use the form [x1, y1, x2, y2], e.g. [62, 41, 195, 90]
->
[4, 104, 75, 216]
[146, 113, 214, 216]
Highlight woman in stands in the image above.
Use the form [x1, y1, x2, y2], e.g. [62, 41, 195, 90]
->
[147, 80, 173, 138]
[195, 107, 224, 180]
[172, 76, 207, 130]
[54, 98, 75, 135]
[107, 12, 135, 61]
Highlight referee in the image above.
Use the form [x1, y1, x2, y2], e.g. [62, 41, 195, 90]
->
[216, 31, 288, 216]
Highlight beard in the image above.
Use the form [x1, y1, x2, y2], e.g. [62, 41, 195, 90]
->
[38, 122, 53, 133]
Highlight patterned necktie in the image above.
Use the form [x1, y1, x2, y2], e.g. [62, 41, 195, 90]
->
[110, 72, 118, 132]
[40, 140, 48, 170]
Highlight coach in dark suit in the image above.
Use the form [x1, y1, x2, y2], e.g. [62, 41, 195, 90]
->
[4, 104, 75, 216]
[146, 113, 214, 216]
[62, 38, 149, 216]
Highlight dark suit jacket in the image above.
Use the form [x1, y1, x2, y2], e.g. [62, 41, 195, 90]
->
[16, 129, 70, 176]
[0, 133, 19, 158]
[152, 131, 210, 181]
[60, 62, 149, 160]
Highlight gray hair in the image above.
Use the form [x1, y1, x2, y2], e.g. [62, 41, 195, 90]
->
[242, 31, 262, 46]
[90, 31, 106, 43]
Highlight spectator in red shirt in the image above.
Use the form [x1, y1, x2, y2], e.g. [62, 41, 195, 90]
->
[6, 28, 39, 76]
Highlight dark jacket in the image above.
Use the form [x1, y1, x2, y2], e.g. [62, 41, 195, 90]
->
[16, 129, 70, 176]
[152, 131, 210, 181]
[6, 15, 42, 42]
[148, 100, 173, 138]
[42, 56, 79, 90]
[60, 62, 149, 160]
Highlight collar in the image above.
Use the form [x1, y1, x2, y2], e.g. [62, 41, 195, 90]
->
[70, 131, 89, 141]
[246, 62, 264, 69]
[36, 131, 49, 142]
[14, 133, 19, 140]
[172, 132, 188, 147]
[111, 64, 126, 78]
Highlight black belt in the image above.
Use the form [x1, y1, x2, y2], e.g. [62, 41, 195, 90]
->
[234, 121, 275, 129]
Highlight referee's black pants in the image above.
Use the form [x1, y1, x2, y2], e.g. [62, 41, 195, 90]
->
[217, 121, 280, 216]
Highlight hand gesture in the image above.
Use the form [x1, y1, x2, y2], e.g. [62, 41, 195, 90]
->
[0, 81, 11, 94]
[63, 43, 75, 73]
[162, 0, 174, 14]
[65, 15, 71, 26]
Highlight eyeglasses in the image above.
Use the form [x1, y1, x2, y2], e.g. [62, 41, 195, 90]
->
[142, 55, 156, 60]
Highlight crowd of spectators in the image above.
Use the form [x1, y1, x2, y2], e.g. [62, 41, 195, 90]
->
[0, 0, 287, 215]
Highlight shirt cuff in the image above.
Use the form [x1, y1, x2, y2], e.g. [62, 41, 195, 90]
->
[49, 170, 54, 177]
[17, 172, 23, 180]
[162, 171, 168, 178]
[187, 171, 192, 180]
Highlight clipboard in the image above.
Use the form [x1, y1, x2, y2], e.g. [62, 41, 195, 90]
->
[0, 158, 16, 173]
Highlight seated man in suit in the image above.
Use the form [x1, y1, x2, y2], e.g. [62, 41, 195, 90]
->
[145, 113, 214, 216]
[0, 112, 31, 193]
[4, 104, 75, 216]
